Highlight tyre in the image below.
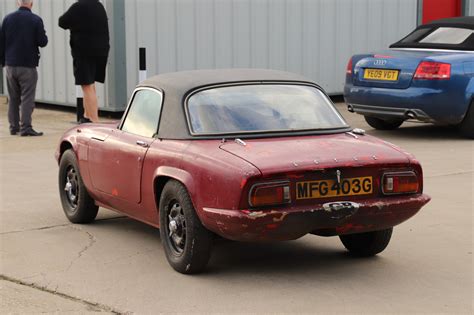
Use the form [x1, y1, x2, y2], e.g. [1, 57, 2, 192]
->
[364, 116, 404, 130]
[339, 228, 393, 257]
[58, 149, 98, 223]
[159, 180, 213, 274]
[459, 101, 474, 139]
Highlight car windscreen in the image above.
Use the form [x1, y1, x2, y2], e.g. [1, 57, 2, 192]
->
[186, 84, 348, 135]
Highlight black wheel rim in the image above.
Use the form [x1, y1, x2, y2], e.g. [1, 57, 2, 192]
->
[64, 165, 79, 210]
[166, 200, 186, 255]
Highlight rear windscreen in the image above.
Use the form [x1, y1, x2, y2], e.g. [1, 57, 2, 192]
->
[419, 27, 474, 45]
[391, 25, 474, 50]
[187, 84, 348, 135]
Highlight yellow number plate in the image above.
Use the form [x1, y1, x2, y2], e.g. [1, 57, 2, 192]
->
[296, 177, 373, 200]
[363, 69, 399, 81]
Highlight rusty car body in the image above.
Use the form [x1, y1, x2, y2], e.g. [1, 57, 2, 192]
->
[56, 69, 431, 273]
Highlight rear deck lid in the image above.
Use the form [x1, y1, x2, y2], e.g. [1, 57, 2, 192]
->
[352, 50, 455, 89]
[219, 133, 410, 176]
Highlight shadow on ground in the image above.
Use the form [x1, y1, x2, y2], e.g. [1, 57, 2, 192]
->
[365, 123, 469, 141]
[92, 214, 381, 277]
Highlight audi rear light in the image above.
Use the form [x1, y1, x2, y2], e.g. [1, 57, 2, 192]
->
[249, 182, 291, 207]
[382, 172, 419, 195]
[414, 61, 451, 80]
[346, 58, 353, 75]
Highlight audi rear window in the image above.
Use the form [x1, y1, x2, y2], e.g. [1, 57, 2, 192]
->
[391, 24, 474, 51]
[400, 28, 432, 43]
[419, 27, 474, 45]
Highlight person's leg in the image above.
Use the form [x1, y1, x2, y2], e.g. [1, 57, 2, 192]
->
[82, 94, 90, 120]
[81, 84, 99, 122]
[6, 66, 21, 134]
[74, 56, 92, 121]
[18, 67, 39, 133]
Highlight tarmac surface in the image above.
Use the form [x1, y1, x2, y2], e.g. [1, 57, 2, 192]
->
[0, 101, 473, 314]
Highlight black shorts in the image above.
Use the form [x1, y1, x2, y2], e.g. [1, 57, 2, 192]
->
[73, 56, 107, 85]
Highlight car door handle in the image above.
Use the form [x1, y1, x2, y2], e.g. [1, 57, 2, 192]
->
[136, 140, 149, 148]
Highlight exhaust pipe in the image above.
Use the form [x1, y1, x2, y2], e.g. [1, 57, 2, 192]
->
[405, 111, 416, 119]
[347, 104, 354, 112]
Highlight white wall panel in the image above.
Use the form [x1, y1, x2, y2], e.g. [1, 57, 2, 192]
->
[2, 0, 418, 109]
[470, 0, 474, 15]
[125, 0, 418, 97]
[196, 1, 215, 69]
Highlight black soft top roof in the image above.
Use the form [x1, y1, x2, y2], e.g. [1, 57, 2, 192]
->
[427, 16, 474, 28]
[390, 16, 474, 50]
[137, 69, 316, 139]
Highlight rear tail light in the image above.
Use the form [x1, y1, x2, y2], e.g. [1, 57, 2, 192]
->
[249, 181, 291, 207]
[346, 58, 353, 75]
[414, 61, 451, 80]
[382, 172, 419, 195]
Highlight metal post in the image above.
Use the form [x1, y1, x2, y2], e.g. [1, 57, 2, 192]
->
[76, 85, 84, 122]
[463, 0, 470, 16]
[417, 0, 424, 25]
[0, 67, 3, 95]
[139, 47, 147, 83]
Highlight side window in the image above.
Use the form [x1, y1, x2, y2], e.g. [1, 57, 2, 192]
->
[121, 89, 163, 137]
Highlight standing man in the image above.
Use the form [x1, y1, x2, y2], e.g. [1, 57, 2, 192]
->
[0, 0, 48, 136]
[59, 0, 109, 123]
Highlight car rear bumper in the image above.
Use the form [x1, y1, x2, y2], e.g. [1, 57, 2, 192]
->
[347, 103, 434, 122]
[344, 84, 470, 125]
[200, 194, 431, 241]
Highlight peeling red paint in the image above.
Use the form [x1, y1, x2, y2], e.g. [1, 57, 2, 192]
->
[273, 213, 288, 222]
[201, 194, 430, 241]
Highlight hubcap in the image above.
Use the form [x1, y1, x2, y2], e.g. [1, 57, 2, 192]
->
[167, 202, 186, 254]
[64, 166, 79, 209]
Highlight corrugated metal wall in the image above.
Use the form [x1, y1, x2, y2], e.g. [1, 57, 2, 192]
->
[125, 0, 418, 96]
[2, 0, 418, 110]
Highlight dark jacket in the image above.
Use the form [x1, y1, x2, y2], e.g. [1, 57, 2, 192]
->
[0, 7, 48, 67]
[58, 0, 110, 58]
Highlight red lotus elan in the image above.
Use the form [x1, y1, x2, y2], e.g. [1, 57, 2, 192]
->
[56, 69, 430, 274]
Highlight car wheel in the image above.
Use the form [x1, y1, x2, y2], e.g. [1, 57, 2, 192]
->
[364, 116, 404, 130]
[459, 101, 474, 139]
[159, 180, 213, 274]
[58, 149, 98, 223]
[339, 228, 393, 257]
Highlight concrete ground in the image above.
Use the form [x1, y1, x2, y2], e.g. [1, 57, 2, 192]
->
[0, 101, 472, 314]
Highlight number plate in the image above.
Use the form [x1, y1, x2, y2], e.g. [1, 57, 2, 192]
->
[296, 177, 373, 200]
[363, 69, 399, 81]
